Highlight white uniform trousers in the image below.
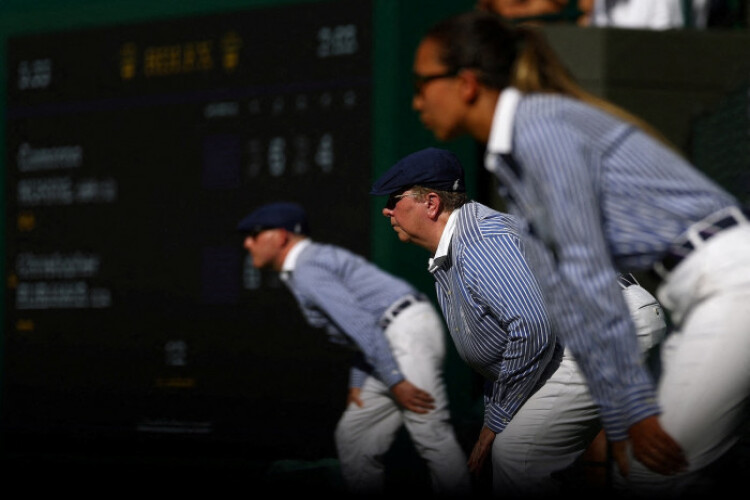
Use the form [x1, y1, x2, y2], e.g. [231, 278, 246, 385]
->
[334, 300, 472, 496]
[492, 348, 601, 497]
[617, 223, 750, 496]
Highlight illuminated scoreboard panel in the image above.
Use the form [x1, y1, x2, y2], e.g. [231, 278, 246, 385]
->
[4, 0, 370, 453]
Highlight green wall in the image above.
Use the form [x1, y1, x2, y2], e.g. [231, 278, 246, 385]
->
[370, 0, 477, 290]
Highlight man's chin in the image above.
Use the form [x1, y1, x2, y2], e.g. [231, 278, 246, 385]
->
[394, 231, 411, 244]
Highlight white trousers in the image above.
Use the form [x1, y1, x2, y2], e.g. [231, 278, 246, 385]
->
[334, 301, 472, 496]
[492, 349, 601, 497]
[618, 224, 750, 496]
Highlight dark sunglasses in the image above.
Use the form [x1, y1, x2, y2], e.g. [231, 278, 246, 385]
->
[247, 226, 273, 238]
[385, 191, 418, 210]
[412, 69, 460, 95]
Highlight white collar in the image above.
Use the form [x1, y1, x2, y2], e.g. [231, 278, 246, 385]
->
[428, 208, 461, 273]
[281, 238, 311, 276]
[487, 87, 522, 155]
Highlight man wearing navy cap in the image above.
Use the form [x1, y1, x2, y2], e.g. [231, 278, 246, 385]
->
[237, 201, 471, 496]
[371, 148, 605, 497]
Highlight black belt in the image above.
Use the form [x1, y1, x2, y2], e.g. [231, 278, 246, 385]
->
[657, 207, 749, 274]
[617, 273, 638, 288]
[379, 295, 424, 329]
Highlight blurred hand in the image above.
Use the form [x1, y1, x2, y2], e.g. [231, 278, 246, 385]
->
[390, 380, 435, 413]
[468, 426, 496, 476]
[611, 415, 688, 477]
[346, 387, 364, 408]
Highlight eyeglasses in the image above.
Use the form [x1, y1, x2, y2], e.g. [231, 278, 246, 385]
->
[385, 192, 418, 210]
[247, 227, 273, 239]
[413, 70, 459, 95]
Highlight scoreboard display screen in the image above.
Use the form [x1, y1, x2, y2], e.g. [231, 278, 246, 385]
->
[3, 0, 372, 459]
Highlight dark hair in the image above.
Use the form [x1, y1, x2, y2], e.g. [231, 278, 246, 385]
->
[425, 11, 676, 148]
[425, 11, 523, 90]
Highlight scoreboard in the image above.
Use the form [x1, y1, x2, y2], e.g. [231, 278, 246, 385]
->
[3, 0, 375, 459]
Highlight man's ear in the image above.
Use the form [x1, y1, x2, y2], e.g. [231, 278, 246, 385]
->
[425, 192, 442, 220]
[275, 228, 290, 247]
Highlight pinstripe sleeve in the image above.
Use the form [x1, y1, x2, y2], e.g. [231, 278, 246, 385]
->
[518, 117, 659, 439]
[460, 233, 554, 433]
[293, 263, 404, 388]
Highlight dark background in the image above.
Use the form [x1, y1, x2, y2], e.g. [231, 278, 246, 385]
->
[3, 0, 374, 466]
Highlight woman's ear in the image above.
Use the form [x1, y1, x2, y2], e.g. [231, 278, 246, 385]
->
[459, 68, 481, 103]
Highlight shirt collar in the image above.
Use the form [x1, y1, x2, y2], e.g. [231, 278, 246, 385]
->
[280, 238, 311, 279]
[487, 87, 522, 155]
[428, 207, 461, 273]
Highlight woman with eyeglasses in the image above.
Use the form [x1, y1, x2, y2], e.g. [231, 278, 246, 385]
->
[410, 9, 750, 497]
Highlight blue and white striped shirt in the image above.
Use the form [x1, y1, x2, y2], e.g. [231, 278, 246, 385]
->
[281, 240, 417, 388]
[430, 201, 559, 433]
[485, 88, 737, 440]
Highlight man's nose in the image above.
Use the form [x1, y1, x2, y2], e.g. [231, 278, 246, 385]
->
[412, 93, 424, 111]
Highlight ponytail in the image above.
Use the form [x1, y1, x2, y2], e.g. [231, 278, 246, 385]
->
[427, 11, 678, 150]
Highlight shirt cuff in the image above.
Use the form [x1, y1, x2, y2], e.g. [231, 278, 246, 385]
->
[378, 365, 404, 388]
[600, 385, 660, 441]
[349, 366, 368, 388]
[485, 400, 513, 434]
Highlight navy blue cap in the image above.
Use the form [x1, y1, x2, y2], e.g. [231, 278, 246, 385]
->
[370, 147, 465, 196]
[237, 202, 309, 235]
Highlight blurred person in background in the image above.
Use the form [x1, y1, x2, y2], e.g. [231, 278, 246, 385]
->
[238, 202, 471, 496]
[477, 0, 743, 29]
[581, 0, 710, 29]
[476, 0, 591, 24]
